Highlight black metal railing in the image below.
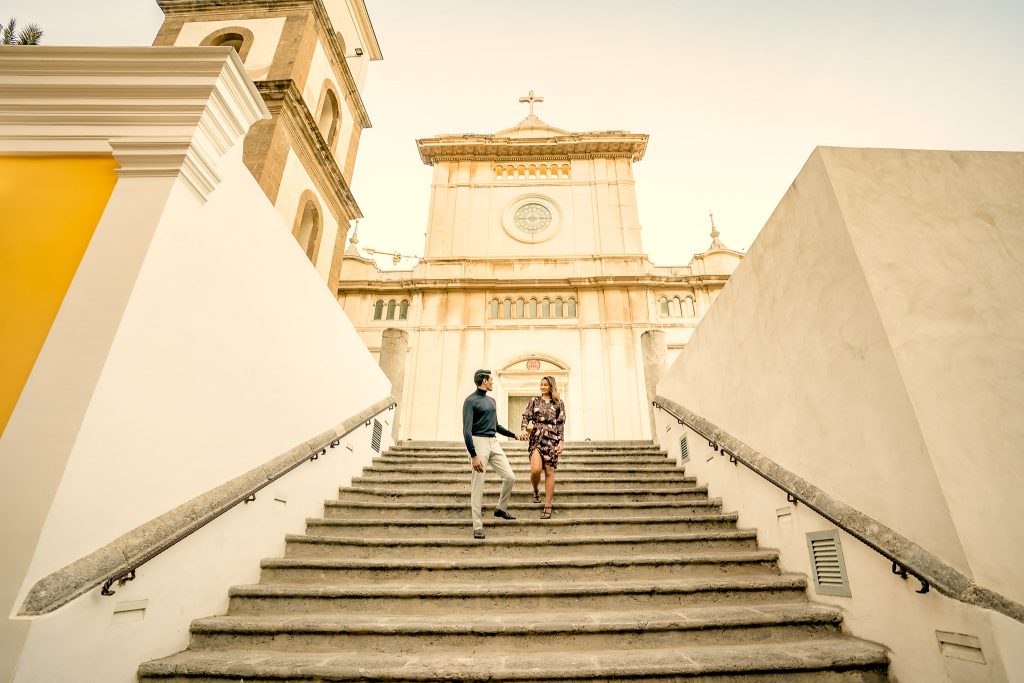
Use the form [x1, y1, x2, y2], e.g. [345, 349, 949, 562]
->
[652, 399, 931, 594]
[98, 401, 396, 598]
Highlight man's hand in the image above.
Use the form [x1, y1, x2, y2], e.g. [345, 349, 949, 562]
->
[471, 455, 483, 472]
[518, 431, 528, 441]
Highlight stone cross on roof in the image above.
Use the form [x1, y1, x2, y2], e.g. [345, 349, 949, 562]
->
[518, 89, 544, 116]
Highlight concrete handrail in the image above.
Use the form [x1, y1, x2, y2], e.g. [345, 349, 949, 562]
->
[654, 394, 1024, 626]
[18, 396, 396, 616]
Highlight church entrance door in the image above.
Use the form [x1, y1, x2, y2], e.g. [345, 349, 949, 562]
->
[497, 356, 569, 436]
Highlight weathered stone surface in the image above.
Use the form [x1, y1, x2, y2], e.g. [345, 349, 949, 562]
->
[135, 440, 891, 680]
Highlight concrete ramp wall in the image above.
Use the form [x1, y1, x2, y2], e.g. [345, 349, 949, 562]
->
[656, 146, 1024, 681]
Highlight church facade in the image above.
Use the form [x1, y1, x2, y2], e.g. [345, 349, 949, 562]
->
[338, 102, 743, 441]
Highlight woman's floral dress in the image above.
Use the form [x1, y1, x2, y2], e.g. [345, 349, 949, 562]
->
[521, 396, 566, 468]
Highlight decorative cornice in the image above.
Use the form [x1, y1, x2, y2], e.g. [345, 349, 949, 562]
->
[157, 0, 372, 129]
[417, 131, 649, 166]
[336, 274, 730, 294]
[258, 79, 361, 220]
[0, 46, 270, 202]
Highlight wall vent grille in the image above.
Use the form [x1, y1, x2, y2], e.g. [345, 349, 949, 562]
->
[806, 529, 851, 597]
[679, 435, 689, 462]
[371, 420, 383, 453]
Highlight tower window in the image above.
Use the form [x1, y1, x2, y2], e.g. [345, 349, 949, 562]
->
[399, 299, 409, 320]
[316, 86, 341, 149]
[373, 300, 384, 320]
[386, 299, 397, 320]
[490, 298, 499, 318]
[200, 27, 255, 62]
[293, 197, 321, 263]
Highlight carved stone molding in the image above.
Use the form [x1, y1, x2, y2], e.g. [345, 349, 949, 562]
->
[0, 46, 270, 202]
[256, 79, 361, 221]
[417, 131, 650, 166]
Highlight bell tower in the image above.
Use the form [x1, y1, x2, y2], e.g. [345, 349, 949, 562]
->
[152, 0, 382, 290]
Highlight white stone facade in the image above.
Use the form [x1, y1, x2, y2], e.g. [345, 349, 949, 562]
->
[339, 113, 743, 442]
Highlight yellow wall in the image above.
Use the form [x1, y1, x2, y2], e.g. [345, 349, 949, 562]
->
[0, 156, 119, 437]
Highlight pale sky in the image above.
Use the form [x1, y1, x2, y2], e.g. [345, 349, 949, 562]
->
[9, 0, 1024, 266]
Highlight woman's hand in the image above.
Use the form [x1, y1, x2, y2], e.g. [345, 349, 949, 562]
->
[555, 442, 563, 455]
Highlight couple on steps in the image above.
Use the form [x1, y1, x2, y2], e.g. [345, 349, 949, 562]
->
[462, 368, 566, 539]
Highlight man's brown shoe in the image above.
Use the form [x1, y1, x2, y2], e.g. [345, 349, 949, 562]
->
[473, 529, 486, 539]
[493, 509, 516, 520]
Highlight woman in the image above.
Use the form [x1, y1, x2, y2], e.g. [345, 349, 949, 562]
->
[519, 376, 566, 519]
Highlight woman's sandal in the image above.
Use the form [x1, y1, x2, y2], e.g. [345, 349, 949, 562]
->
[532, 492, 541, 503]
[540, 507, 552, 519]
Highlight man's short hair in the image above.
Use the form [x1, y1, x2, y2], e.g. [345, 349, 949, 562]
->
[474, 369, 491, 387]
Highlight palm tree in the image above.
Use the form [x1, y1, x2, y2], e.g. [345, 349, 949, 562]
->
[2, 18, 43, 45]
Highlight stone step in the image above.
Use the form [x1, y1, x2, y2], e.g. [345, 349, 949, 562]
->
[384, 451, 670, 461]
[365, 462, 682, 473]
[372, 456, 675, 466]
[187, 603, 846, 653]
[391, 440, 655, 450]
[352, 472, 696, 485]
[322, 499, 725, 519]
[304, 514, 740, 539]
[336, 485, 710, 504]
[284, 530, 759, 560]
[259, 550, 781, 584]
[227, 575, 810, 615]
[138, 638, 889, 681]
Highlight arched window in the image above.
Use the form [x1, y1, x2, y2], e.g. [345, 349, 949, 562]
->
[529, 298, 538, 318]
[542, 298, 551, 318]
[555, 297, 564, 317]
[503, 298, 512, 319]
[316, 87, 341, 148]
[668, 297, 680, 317]
[200, 27, 255, 62]
[683, 296, 696, 317]
[659, 297, 669, 316]
[386, 299, 396, 320]
[373, 300, 383, 320]
[490, 299, 499, 318]
[293, 198, 321, 262]
[399, 299, 409, 320]
[568, 297, 577, 318]
[516, 298, 525, 318]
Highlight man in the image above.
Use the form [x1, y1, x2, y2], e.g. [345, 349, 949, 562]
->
[463, 369, 518, 539]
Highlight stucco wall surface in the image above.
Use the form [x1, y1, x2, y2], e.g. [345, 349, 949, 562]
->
[655, 146, 1024, 680]
[14, 144, 389, 595]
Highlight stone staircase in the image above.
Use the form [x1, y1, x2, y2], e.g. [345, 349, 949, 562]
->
[138, 440, 890, 681]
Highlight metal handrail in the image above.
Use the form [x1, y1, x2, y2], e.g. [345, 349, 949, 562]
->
[652, 399, 931, 594]
[19, 397, 396, 615]
[99, 401, 396, 597]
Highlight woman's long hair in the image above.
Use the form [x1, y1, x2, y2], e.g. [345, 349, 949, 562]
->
[542, 375, 562, 406]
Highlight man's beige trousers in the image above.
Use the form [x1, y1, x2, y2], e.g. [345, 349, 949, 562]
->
[470, 436, 516, 531]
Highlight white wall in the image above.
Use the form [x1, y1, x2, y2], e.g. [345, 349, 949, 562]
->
[655, 146, 1024, 682]
[655, 415, 1018, 683]
[174, 18, 286, 81]
[9, 143, 393, 682]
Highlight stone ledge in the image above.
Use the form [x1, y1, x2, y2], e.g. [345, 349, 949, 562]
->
[655, 394, 1024, 626]
[18, 395, 395, 616]
[137, 638, 888, 679]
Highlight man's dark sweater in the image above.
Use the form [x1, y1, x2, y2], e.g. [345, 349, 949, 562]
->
[462, 388, 516, 457]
